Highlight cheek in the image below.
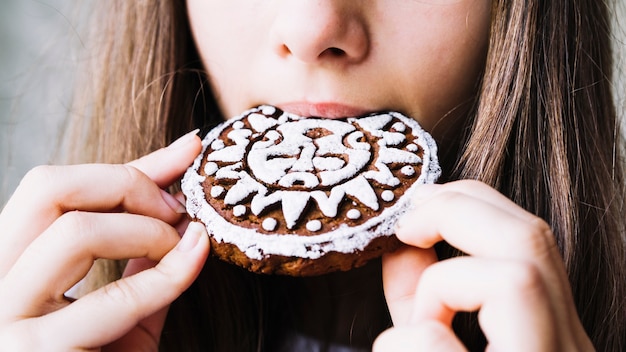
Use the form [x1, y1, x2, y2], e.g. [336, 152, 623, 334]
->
[187, 0, 265, 114]
[387, 2, 491, 128]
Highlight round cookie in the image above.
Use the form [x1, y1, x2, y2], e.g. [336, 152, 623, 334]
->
[182, 105, 441, 276]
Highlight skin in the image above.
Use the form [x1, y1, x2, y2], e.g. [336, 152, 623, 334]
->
[0, 0, 594, 350]
[188, 0, 491, 135]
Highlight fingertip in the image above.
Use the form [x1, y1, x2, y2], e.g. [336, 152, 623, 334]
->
[176, 222, 206, 252]
[127, 130, 203, 188]
[165, 129, 200, 150]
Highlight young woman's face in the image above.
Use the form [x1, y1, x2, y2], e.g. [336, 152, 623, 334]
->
[187, 0, 491, 136]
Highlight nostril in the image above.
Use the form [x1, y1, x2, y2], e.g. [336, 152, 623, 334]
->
[327, 47, 346, 57]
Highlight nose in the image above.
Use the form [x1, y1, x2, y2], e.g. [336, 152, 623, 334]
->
[270, 1, 370, 64]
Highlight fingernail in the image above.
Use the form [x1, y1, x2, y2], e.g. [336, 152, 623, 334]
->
[161, 189, 187, 214]
[177, 222, 204, 252]
[167, 129, 200, 150]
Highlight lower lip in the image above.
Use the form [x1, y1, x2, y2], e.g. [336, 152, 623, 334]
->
[276, 103, 371, 119]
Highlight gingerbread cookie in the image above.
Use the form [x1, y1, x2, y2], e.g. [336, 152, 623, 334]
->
[182, 105, 440, 276]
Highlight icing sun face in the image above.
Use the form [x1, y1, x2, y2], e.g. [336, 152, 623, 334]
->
[182, 106, 440, 267]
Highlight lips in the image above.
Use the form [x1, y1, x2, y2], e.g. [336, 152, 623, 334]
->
[275, 102, 372, 119]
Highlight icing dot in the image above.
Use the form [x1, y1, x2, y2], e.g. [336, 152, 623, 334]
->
[233, 121, 245, 129]
[401, 165, 416, 177]
[233, 205, 247, 217]
[210, 185, 224, 198]
[406, 143, 418, 152]
[381, 190, 395, 202]
[211, 140, 225, 150]
[261, 105, 276, 115]
[306, 220, 322, 232]
[204, 162, 218, 175]
[262, 217, 277, 231]
[347, 209, 361, 220]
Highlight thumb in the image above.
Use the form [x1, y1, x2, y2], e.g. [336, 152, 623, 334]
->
[382, 245, 437, 326]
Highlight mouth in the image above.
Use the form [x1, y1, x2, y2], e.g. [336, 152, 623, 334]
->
[275, 102, 373, 119]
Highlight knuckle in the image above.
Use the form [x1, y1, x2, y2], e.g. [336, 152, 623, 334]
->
[502, 261, 545, 294]
[52, 212, 98, 251]
[55, 212, 94, 239]
[101, 279, 145, 317]
[19, 165, 60, 198]
[515, 218, 556, 257]
[119, 164, 149, 188]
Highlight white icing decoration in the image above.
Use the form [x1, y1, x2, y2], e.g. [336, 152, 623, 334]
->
[204, 162, 218, 176]
[306, 220, 322, 232]
[181, 106, 442, 261]
[215, 162, 242, 180]
[381, 190, 395, 202]
[281, 191, 310, 229]
[347, 209, 361, 220]
[211, 140, 225, 150]
[401, 165, 416, 176]
[233, 205, 246, 217]
[233, 121, 245, 129]
[223, 172, 263, 205]
[248, 113, 278, 133]
[210, 185, 224, 198]
[262, 217, 278, 231]
[261, 105, 276, 115]
[406, 143, 418, 152]
[313, 156, 344, 171]
[392, 122, 406, 132]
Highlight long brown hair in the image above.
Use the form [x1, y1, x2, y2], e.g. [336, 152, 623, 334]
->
[66, 0, 626, 350]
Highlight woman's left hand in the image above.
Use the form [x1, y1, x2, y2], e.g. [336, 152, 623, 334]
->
[375, 180, 594, 351]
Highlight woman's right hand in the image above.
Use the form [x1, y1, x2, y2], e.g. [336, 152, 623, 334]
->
[0, 131, 209, 351]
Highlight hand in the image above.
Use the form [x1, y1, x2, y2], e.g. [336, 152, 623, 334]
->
[376, 180, 594, 351]
[0, 131, 209, 351]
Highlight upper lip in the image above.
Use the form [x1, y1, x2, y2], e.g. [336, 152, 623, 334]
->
[275, 102, 373, 119]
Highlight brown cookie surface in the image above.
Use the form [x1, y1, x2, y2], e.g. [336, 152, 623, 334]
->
[182, 105, 440, 276]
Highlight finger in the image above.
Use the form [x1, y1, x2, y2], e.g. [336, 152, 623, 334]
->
[0, 156, 199, 278]
[126, 129, 201, 187]
[38, 222, 209, 350]
[382, 246, 437, 326]
[0, 131, 199, 275]
[373, 323, 466, 352]
[412, 257, 558, 352]
[395, 184, 581, 339]
[397, 185, 558, 261]
[396, 185, 564, 286]
[413, 181, 538, 223]
[1, 212, 181, 320]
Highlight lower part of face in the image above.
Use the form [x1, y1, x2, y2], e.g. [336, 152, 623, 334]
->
[187, 0, 491, 139]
